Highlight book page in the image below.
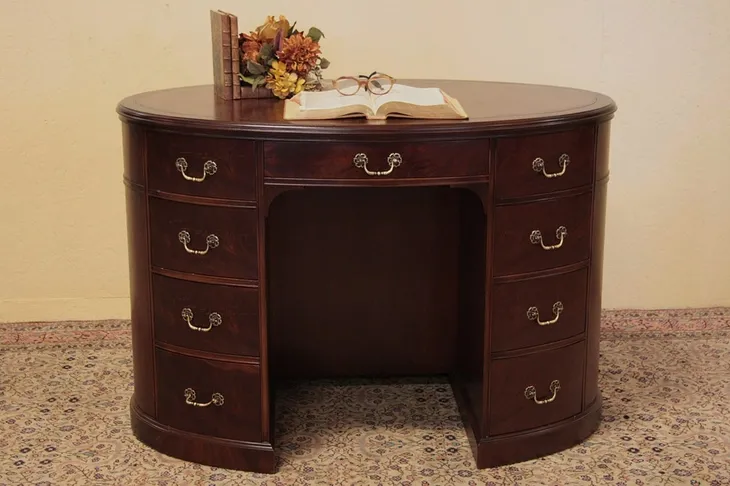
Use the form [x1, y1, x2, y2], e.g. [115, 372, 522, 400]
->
[300, 90, 372, 111]
[373, 84, 445, 113]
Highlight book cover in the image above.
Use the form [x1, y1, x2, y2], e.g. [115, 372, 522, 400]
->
[210, 10, 233, 100]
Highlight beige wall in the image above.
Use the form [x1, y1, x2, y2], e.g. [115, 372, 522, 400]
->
[1, 0, 728, 322]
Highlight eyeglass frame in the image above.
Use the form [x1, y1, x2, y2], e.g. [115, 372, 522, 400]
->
[333, 71, 396, 96]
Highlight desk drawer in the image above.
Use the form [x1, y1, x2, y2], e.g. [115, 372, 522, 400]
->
[493, 192, 592, 276]
[152, 273, 260, 357]
[488, 341, 584, 435]
[149, 197, 258, 280]
[264, 140, 488, 182]
[155, 348, 261, 442]
[147, 131, 256, 201]
[491, 268, 588, 352]
[495, 125, 595, 199]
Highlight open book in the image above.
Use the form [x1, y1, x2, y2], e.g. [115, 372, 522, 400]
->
[284, 84, 468, 121]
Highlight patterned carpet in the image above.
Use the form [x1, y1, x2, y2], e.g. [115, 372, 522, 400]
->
[1, 308, 729, 485]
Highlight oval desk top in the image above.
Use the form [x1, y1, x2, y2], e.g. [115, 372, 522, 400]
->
[117, 80, 616, 136]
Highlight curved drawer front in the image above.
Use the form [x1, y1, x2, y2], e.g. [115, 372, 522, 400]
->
[488, 341, 585, 435]
[264, 140, 489, 182]
[149, 197, 258, 280]
[493, 192, 592, 276]
[495, 125, 595, 199]
[155, 348, 262, 442]
[147, 131, 256, 201]
[152, 274, 260, 357]
[491, 268, 588, 352]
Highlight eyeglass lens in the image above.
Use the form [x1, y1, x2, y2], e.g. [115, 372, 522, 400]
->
[335, 78, 361, 96]
[368, 74, 393, 94]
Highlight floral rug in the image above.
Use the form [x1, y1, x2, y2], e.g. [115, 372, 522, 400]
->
[1, 308, 729, 485]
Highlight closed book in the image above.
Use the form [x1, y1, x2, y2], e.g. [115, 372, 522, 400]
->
[218, 9, 241, 99]
[210, 10, 233, 100]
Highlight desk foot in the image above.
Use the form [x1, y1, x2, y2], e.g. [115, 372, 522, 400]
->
[130, 398, 276, 473]
[476, 395, 602, 468]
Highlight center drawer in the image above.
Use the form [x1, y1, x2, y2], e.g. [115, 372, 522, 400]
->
[264, 140, 489, 182]
[155, 348, 262, 442]
[148, 197, 258, 280]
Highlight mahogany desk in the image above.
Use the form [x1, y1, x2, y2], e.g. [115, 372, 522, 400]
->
[117, 80, 616, 473]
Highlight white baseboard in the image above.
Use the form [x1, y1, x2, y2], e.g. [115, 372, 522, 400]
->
[0, 297, 131, 323]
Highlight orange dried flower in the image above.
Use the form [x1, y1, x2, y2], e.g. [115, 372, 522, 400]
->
[241, 40, 261, 62]
[276, 33, 321, 75]
[239, 32, 262, 63]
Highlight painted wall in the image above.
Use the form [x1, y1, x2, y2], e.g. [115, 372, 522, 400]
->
[1, 0, 728, 322]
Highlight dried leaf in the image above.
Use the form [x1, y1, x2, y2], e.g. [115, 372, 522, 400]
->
[307, 27, 324, 42]
[287, 21, 297, 36]
[259, 43, 275, 61]
[240, 74, 257, 85]
[247, 61, 267, 75]
[319, 57, 330, 69]
[245, 74, 266, 91]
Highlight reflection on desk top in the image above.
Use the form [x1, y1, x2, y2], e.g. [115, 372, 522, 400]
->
[116, 80, 617, 136]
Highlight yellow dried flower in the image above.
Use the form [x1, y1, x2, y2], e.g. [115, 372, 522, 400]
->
[255, 15, 290, 42]
[265, 60, 305, 99]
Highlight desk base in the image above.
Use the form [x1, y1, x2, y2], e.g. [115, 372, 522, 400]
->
[130, 398, 276, 473]
[131, 388, 601, 473]
[476, 396, 602, 468]
[450, 374, 602, 468]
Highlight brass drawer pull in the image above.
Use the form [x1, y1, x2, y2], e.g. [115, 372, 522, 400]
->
[181, 308, 222, 332]
[530, 226, 567, 250]
[184, 388, 224, 407]
[178, 230, 219, 255]
[353, 152, 402, 176]
[526, 301, 564, 326]
[175, 157, 217, 182]
[533, 154, 570, 178]
[524, 380, 561, 405]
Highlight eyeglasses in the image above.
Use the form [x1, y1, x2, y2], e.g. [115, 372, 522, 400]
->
[333, 72, 396, 96]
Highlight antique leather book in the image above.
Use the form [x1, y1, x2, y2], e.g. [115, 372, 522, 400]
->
[210, 10, 233, 100]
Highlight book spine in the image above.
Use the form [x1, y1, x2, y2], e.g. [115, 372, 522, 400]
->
[210, 10, 233, 100]
[229, 14, 241, 99]
[219, 11, 233, 82]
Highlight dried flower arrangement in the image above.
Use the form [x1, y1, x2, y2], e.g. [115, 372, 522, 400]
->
[239, 15, 330, 99]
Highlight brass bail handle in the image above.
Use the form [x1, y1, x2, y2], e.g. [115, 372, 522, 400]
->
[533, 154, 570, 178]
[526, 301, 564, 326]
[183, 388, 224, 407]
[530, 226, 567, 250]
[524, 380, 561, 405]
[175, 157, 217, 182]
[353, 152, 403, 176]
[181, 308, 223, 332]
[178, 230, 219, 255]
